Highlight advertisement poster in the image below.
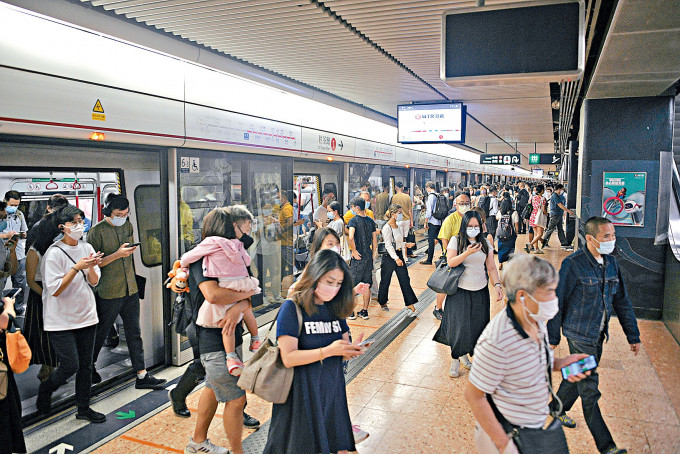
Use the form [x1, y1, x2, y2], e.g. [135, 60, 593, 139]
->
[602, 172, 646, 227]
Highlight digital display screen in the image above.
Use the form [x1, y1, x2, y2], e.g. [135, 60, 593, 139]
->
[561, 355, 597, 379]
[397, 103, 465, 144]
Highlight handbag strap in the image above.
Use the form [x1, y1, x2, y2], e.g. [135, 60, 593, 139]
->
[263, 300, 304, 342]
[53, 244, 90, 284]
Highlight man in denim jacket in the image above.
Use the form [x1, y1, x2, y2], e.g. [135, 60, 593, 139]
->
[548, 217, 640, 454]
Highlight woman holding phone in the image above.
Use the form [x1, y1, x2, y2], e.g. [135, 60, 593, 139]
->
[263, 249, 365, 454]
[36, 204, 106, 423]
[433, 210, 504, 379]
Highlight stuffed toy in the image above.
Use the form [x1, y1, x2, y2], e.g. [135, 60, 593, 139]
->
[166, 260, 190, 293]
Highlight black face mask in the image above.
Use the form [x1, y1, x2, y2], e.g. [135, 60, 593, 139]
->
[239, 233, 254, 250]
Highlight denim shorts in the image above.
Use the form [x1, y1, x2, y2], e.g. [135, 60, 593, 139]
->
[200, 350, 245, 403]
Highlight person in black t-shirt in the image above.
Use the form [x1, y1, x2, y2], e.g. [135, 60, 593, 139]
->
[346, 197, 377, 320]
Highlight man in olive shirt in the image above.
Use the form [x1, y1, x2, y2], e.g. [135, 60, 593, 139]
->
[88, 195, 166, 389]
[374, 183, 391, 229]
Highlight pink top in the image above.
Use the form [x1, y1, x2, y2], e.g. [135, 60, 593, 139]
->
[180, 236, 250, 279]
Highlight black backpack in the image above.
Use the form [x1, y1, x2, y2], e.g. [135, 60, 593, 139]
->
[478, 195, 491, 217]
[496, 213, 515, 239]
[433, 194, 449, 221]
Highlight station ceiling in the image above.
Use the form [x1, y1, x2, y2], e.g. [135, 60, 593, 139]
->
[74, 0, 680, 160]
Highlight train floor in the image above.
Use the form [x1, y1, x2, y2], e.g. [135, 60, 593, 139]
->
[24, 233, 680, 453]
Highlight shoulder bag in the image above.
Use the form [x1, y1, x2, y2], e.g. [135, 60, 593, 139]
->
[521, 201, 533, 221]
[487, 335, 569, 454]
[0, 346, 8, 400]
[5, 314, 31, 374]
[377, 224, 397, 256]
[238, 302, 303, 404]
[427, 260, 464, 295]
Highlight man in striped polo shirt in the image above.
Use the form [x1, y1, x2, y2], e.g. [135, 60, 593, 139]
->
[465, 255, 591, 454]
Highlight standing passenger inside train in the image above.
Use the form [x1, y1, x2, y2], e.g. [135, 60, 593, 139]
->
[25, 194, 68, 249]
[278, 190, 296, 288]
[87, 194, 166, 389]
[263, 249, 364, 454]
[390, 182, 413, 257]
[1, 190, 28, 328]
[373, 183, 390, 230]
[433, 210, 503, 379]
[378, 204, 418, 313]
[24, 216, 61, 384]
[313, 188, 336, 229]
[0, 201, 18, 292]
[346, 197, 377, 320]
[37, 204, 106, 423]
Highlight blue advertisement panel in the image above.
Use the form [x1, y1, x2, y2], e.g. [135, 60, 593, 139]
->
[602, 171, 646, 227]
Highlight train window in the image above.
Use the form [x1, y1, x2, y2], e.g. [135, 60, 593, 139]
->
[349, 163, 384, 203]
[134, 185, 162, 267]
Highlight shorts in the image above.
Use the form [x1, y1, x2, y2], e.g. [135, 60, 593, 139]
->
[200, 350, 246, 403]
[349, 258, 373, 286]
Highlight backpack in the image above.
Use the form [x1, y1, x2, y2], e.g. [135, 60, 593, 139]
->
[433, 194, 449, 221]
[496, 213, 515, 240]
[478, 195, 490, 217]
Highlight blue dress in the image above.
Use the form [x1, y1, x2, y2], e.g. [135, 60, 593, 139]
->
[263, 299, 355, 454]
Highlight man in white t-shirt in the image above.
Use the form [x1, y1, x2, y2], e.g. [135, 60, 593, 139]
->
[313, 188, 336, 228]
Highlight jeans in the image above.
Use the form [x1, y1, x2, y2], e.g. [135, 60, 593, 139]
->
[426, 223, 441, 262]
[378, 251, 418, 307]
[550, 335, 616, 453]
[10, 258, 27, 329]
[44, 324, 97, 408]
[92, 293, 146, 372]
[543, 214, 568, 246]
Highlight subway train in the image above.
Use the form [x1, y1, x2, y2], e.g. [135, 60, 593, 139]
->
[0, 3, 535, 421]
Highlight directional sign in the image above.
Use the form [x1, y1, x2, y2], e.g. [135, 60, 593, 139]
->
[529, 153, 561, 165]
[115, 410, 136, 420]
[479, 154, 521, 165]
[49, 443, 73, 454]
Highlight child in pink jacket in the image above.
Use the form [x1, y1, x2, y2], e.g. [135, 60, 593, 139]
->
[181, 236, 261, 376]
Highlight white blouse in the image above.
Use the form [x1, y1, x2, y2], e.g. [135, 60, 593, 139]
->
[381, 222, 407, 261]
[447, 236, 493, 291]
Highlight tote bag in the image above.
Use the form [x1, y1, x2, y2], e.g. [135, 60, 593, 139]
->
[426, 261, 465, 295]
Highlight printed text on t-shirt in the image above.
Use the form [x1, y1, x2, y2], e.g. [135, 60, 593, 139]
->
[305, 320, 343, 335]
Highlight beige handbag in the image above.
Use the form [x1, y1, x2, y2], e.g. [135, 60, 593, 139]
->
[237, 302, 303, 404]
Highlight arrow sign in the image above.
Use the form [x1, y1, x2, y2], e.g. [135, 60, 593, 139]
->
[49, 443, 73, 454]
[552, 155, 560, 164]
[338, 140, 343, 150]
[115, 410, 136, 420]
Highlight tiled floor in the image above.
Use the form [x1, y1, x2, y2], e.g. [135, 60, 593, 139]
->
[93, 234, 680, 453]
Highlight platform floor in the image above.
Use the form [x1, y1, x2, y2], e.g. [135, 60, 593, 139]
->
[89, 234, 680, 453]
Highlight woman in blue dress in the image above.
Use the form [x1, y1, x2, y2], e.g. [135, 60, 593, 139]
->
[263, 249, 365, 454]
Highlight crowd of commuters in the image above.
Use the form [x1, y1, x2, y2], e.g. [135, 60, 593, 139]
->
[2, 178, 639, 454]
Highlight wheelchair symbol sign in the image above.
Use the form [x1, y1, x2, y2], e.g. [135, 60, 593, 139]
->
[190, 157, 200, 173]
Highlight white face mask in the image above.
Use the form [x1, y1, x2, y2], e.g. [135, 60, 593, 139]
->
[65, 223, 85, 241]
[522, 293, 559, 324]
[110, 215, 127, 227]
[396, 213, 404, 221]
[331, 246, 341, 255]
[594, 238, 616, 255]
[466, 227, 480, 238]
[458, 204, 470, 214]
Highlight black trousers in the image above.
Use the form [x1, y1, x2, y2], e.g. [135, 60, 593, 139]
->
[378, 251, 418, 307]
[173, 322, 206, 403]
[543, 214, 568, 246]
[550, 335, 615, 453]
[92, 293, 146, 372]
[516, 205, 527, 234]
[426, 223, 442, 262]
[44, 325, 97, 408]
[486, 216, 498, 239]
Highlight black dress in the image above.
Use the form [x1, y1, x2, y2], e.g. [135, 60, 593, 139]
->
[433, 288, 490, 358]
[0, 333, 27, 454]
[24, 283, 57, 367]
[263, 300, 355, 454]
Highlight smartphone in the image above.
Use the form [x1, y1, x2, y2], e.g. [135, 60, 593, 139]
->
[126, 242, 142, 248]
[561, 354, 598, 380]
[358, 339, 375, 348]
[2, 288, 22, 299]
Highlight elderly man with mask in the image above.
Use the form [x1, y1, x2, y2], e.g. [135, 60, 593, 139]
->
[431, 192, 471, 320]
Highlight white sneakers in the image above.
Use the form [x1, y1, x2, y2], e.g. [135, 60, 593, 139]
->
[460, 355, 472, 369]
[184, 438, 230, 454]
[449, 359, 460, 378]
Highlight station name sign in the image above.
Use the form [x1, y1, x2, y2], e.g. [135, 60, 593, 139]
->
[480, 154, 521, 165]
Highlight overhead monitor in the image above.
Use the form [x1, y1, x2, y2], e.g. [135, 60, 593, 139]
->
[532, 168, 545, 178]
[397, 102, 466, 144]
[441, 0, 585, 84]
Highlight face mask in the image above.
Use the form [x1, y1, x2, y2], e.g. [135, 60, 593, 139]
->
[65, 223, 85, 241]
[466, 227, 480, 238]
[331, 246, 341, 255]
[458, 205, 470, 214]
[396, 213, 404, 221]
[365, 201, 370, 209]
[239, 233, 254, 250]
[314, 282, 340, 302]
[327, 211, 335, 219]
[522, 294, 559, 324]
[545, 192, 552, 198]
[274, 198, 281, 205]
[532, 190, 537, 195]
[5, 206, 17, 214]
[110, 216, 127, 227]
[350, 209, 356, 216]
[594, 238, 616, 255]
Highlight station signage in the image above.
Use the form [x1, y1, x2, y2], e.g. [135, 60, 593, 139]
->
[529, 153, 561, 165]
[479, 154, 521, 165]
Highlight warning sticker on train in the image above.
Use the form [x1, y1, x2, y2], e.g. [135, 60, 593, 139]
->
[92, 99, 106, 121]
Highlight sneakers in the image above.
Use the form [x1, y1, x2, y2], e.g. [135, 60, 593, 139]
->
[433, 308, 443, 320]
[352, 424, 370, 444]
[227, 357, 244, 376]
[184, 438, 230, 454]
[136, 374, 167, 390]
[76, 407, 106, 423]
[380, 304, 390, 312]
[460, 355, 472, 369]
[249, 339, 262, 352]
[524, 244, 532, 254]
[357, 309, 369, 320]
[347, 312, 356, 320]
[449, 359, 460, 378]
[534, 249, 545, 254]
[561, 245, 574, 251]
[602, 448, 627, 454]
[557, 413, 576, 428]
[243, 412, 261, 429]
[169, 389, 191, 418]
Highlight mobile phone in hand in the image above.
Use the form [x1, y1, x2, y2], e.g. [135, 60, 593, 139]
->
[127, 242, 142, 248]
[561, 354, 597, 379]
[358, 339, 375, 348]
[2, 288, 22, 299]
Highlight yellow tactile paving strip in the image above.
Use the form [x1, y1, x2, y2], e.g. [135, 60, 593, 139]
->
[94, 235, 680, 453]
